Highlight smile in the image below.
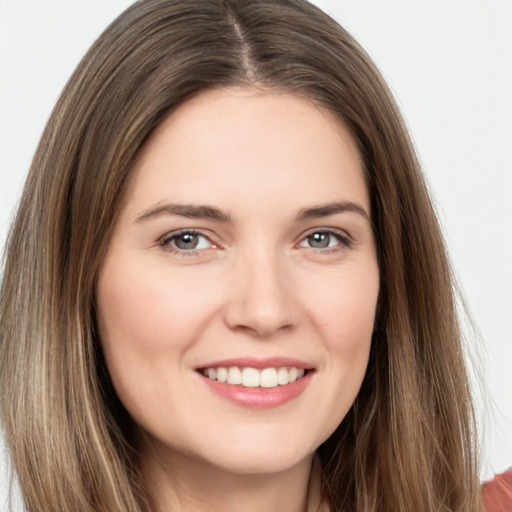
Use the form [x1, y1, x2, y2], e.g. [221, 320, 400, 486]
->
[201, 366, 307, 388]
[196, 357, 314, 408]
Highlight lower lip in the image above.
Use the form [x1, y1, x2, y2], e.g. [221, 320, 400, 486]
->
[200, 372, 313, 409]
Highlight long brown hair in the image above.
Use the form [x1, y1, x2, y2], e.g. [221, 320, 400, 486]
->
[0, 0, 480, 510]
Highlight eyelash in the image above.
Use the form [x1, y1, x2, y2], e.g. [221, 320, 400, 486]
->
[159, 228, 353, 256]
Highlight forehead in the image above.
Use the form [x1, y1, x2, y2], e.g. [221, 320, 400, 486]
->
[123, 87, 369, 218]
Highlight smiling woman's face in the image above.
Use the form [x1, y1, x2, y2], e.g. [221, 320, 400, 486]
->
[96, 88, 379, 476]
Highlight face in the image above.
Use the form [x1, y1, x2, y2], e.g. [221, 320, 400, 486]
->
[96, 88, 379, 476]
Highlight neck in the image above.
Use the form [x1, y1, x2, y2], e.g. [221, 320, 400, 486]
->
[140, 444, 314, 512]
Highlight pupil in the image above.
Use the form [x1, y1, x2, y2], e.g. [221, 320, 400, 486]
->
[176, 234, 198, 250]
[309, 233, 329, 248]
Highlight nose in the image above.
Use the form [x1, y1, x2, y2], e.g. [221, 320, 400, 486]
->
[224, 249, 297, 337]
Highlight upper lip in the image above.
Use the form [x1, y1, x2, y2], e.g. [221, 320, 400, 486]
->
[196, 357, 314, 370]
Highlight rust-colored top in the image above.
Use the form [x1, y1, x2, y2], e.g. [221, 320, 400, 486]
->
[482, 468, 512, 512]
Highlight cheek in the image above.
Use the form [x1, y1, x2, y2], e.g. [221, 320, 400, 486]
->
[94, 258, 219, 414]
[309, 263, 379, 347]
[96, 259, 217, 353]
[303, 263, 379, 425]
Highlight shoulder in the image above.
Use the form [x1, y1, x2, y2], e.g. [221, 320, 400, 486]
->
[482, 468, 512, 512]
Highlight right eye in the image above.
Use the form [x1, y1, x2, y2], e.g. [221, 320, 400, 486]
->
[160, 230, 215, 253]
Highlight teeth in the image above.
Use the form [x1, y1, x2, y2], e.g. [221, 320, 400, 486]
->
[216, 367, 228, 383]
[277, 367, 289, 385]
[260, 368, 277, 388]
[202, 366, 307, 388]
[227, 367, 242, 385]
[241, 367, 260, 387]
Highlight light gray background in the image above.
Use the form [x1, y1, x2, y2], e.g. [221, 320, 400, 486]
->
[1, 0, 511, 508]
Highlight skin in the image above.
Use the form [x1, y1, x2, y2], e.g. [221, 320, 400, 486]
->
[96, 87, 380, 512]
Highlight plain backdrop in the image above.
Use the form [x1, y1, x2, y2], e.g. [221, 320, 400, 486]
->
[1, 0, 511, 509]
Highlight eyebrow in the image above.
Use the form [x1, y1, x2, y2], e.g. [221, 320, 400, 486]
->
[135, 203, 232, 223]
[134, 200, 370, 224]
[296, 201, 370, 222]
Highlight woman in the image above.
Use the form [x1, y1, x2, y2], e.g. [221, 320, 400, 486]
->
[0, 0, 489, 510]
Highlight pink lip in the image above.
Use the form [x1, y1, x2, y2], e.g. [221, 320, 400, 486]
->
[200, 373, 312, 408]
[196, 356, 313, 370]
[196, 357, 315, 409]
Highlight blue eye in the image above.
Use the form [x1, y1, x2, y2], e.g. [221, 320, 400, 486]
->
[305, 232, 336, 249]
[299, 229, 351, 250]
[162, 231, 214, 252]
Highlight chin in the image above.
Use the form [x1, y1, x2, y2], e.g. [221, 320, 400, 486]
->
[189, 427, 320, 475]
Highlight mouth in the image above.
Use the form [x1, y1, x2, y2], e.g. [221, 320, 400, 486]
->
[195, 358, 315, 408]
[198, 366, 310, 388]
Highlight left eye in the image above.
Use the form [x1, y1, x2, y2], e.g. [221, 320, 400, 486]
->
[163, 232, 213, 251]
[299, 231, 345, 249]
